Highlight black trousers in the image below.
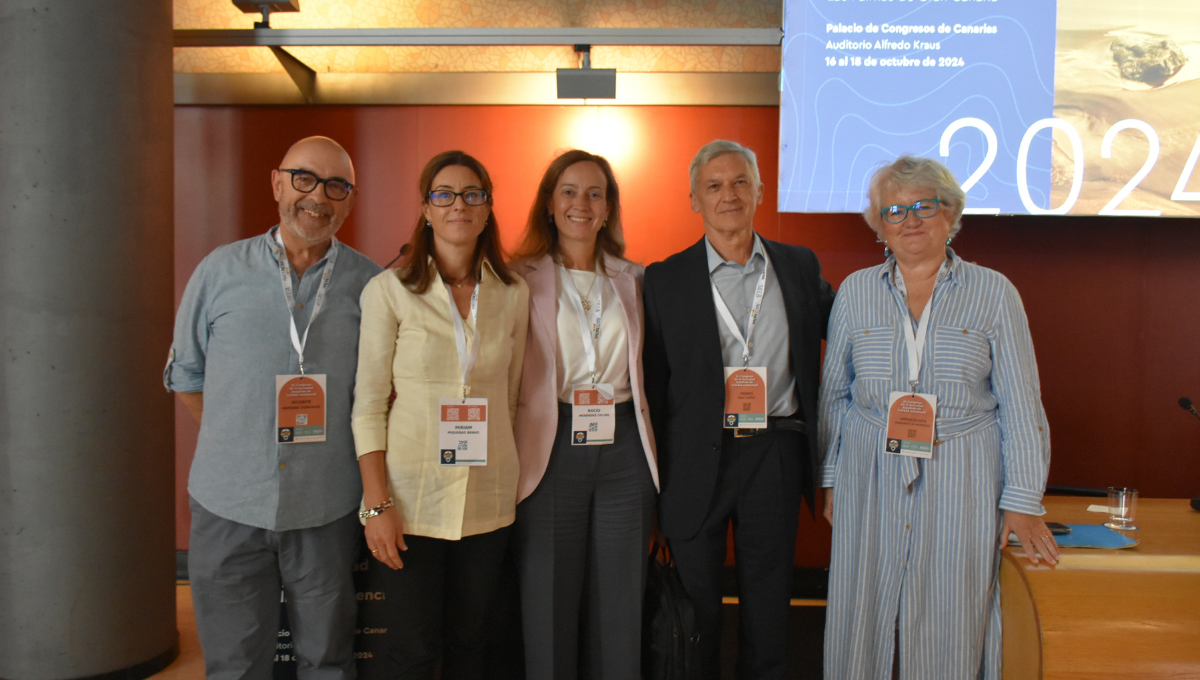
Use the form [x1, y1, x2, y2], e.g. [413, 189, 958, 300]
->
[379, 526, 513, 680]
[668, 429, 805, 680]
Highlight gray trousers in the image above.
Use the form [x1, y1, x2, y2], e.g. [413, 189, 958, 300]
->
[514, 403, 657, 680]
[188, 497, 359, 680]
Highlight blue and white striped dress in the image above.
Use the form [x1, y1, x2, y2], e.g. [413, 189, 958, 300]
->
[819, 249, 1050, 680]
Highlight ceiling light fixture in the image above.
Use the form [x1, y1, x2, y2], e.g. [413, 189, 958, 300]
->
[557, 45, 616, 100]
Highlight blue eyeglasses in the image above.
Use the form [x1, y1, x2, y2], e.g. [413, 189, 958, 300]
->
[427, 189, 489, 207]
[880, 198, 939, 224]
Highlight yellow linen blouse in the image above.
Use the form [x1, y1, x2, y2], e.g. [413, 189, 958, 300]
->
[352, 261, 529, 540]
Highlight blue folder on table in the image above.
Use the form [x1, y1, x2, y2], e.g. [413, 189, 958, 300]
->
[1008, 524, 1139, 549]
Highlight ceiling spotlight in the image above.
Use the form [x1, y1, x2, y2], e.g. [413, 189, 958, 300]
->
[557, 45, 616, 100]
[231, 1, 300, 29]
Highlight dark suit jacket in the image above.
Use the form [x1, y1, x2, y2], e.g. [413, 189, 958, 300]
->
[643, 234, 836, 540]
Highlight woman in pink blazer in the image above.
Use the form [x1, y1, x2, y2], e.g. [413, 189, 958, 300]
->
[510, 150, 659, 680]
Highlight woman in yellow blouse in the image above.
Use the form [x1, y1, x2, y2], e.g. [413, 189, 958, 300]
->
[351, 150, 529, 679]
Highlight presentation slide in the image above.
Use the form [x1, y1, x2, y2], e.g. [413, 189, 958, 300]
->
[779, 0, 1200, 216]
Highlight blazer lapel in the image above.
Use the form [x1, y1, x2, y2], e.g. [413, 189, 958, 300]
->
[605, 255, 640, 360]
[681, 237, 726, 374]
[526, 254, 559, 352]
[761, 240, 802, 325]
[761, 238, 809, 375]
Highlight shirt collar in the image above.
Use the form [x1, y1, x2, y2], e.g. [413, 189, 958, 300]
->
[267, 226, 285, 263]
[267, 225, 337, 267]
[880, 245, 963, 287]
[480, 258, 498, 281]
[705, 232, 766, 274]
[428, 255, 499, 284]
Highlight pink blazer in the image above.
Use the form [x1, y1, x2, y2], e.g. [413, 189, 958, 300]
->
[512, 253, 659, 502]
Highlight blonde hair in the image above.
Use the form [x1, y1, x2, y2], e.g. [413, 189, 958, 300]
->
[863, 155, 965, 239]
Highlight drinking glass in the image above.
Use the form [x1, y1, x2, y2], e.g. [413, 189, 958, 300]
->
[1104, 487, 1139, 531]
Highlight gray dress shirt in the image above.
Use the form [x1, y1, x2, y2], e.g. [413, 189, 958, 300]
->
[165, 227, 382, 531]
[705, 234, 798, 417]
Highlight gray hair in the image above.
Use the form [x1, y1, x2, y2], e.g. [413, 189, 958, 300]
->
[689, 140, 761, 192]
[863, 155, 966, 239]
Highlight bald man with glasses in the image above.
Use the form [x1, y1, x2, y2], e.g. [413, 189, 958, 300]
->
[165, 136, 382, 680]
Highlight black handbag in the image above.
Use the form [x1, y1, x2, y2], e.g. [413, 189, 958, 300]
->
[642, 540, 700, 680]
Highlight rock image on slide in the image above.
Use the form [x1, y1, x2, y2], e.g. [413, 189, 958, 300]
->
[1052, 0, 1200, 215]
[1111, 36, 1187, 86]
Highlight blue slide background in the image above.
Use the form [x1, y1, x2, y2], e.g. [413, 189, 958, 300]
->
[779, 1, 1058, 214]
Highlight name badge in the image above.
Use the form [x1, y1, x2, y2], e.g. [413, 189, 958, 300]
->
[571, 383, 615, 446]
[439, 398, 488, 465]
[883, 391, 937, 458]
[276, 374, 327, 443]
[723, 367, 768, 429]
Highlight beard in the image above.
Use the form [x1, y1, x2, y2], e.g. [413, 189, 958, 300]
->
[279, 198, 339, 245]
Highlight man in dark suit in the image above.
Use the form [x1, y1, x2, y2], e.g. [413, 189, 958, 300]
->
[643, 140, 835, 679]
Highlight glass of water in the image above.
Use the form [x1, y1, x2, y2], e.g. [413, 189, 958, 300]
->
[1104, 487, 1139, 531]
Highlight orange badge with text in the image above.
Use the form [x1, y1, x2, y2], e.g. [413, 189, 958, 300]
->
[884, 391, 936, 458]
[724, 367, 768, 428]
[276, 374, 327, 443]
[439, 398, 489, 465]
[571, 383, 616, 445]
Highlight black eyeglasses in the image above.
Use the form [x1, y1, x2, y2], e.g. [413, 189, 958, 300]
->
[427, 189, 489, 207]
[281, 169, 354, 201]
[880, 198, 939, 224]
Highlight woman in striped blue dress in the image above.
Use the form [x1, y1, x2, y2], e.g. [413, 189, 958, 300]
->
[819, 155, 1060, 680]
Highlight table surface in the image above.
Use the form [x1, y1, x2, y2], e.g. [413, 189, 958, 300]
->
[1038, 497, 1200, 558]
[1000, 497, 1200, 680]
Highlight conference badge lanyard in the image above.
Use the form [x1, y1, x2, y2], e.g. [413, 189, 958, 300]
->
[560, 265, 615, 446]
[439, 280, 488, 465]
[712, 255, 769, 429]
[274, 229, 336, 444]
[884, 277, 937, 459]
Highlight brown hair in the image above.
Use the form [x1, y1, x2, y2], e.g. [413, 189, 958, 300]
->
[511, 150, 625, 271]
[398, 150, 515, 293]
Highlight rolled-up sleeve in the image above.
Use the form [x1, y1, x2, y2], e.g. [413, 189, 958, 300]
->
[164, 257, 212, 393]
[352, 275, 398, 457]
[989, 280, 1050, 516]
[818, 291, 854, 488]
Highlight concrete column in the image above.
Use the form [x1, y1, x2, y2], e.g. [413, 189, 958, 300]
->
[0, 1, 177, 678]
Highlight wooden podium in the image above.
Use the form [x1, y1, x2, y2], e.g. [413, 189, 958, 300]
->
[1000, 497, 1200, 679]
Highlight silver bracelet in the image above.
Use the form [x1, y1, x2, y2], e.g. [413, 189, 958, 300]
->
[359, 497, 394, 520]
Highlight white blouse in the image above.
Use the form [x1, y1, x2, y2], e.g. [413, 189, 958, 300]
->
[555, 265, 631, 404]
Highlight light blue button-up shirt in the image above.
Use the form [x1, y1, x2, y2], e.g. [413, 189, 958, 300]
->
[705, 234, 798, 417]
[165, 227, 382, 531]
